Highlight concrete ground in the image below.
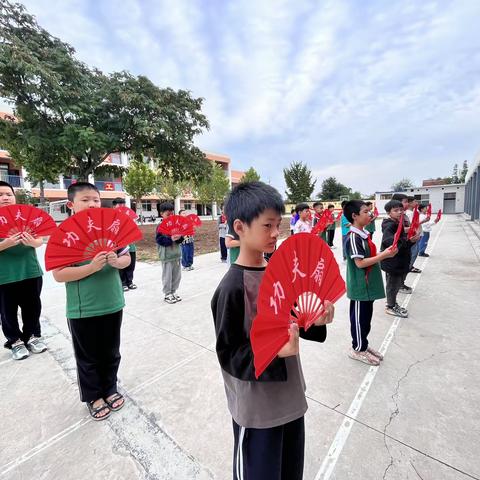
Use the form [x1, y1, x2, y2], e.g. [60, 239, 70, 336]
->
[1, 215, 479, 480]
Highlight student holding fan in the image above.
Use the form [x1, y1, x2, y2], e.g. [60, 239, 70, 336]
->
[51, 182, 140, 421]
[0, 181, 56, 360]
[211, 181, 335, 480]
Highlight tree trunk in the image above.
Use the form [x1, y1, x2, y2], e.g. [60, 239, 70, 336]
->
[39, 181, 46, 207]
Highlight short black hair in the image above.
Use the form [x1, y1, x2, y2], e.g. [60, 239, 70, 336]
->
[159, 202, 174, 213]
[112, 197, 126, 205]
[343, 200, 367, 223]
[0, 180, 15, 195]
[365, 201, 373, 207]
[328, 204, 335, 209]
[312, 201, 323, 208]
[341, 200, 347, 208]
[295, 202, 310, 213]
[385, 199, 403, 212]
[418, 204, 427, 212]
[67, 182, 99, 201]
[290, 207, 295, 214]
[407, 196, 415, 202]
[224, 181, 285, 237]
[391, 193, 407, 201]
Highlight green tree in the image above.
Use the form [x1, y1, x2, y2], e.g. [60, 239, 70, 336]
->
[459, 161, 468, 183]
[122, 161, 156, 221]
[451, 163, 459, 184]
[0, 0, 210, 182]
[283, 162, 316, 203]
[196, 163, 230, 218]
[318, 176, 350, 200]
[241, 167, 260, 183]
[391, 178, 414, 191]
[156, 173, 192, 202]
[14, 188, 35, 205]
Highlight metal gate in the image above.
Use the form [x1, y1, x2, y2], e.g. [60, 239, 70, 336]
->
[443, 192, 456, 214]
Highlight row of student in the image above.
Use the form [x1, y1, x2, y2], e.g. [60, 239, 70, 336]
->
[211, 182, 444, 479]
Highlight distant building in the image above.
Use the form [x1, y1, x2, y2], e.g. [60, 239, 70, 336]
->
[375, 183, 465, 214]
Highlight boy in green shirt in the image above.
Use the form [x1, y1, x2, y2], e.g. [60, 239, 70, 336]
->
[0, 181, 46, 360]
[344, 200, 397, 366]
[53, 182, 131, 421]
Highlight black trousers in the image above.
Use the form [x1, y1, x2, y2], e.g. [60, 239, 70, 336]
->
[349, 300, 373, 351]
[119, 251, 136, 286]
[220, 237, 227, 261]
[67, 310, 123, 403]
[0, 276, 43, 345]
[232, 416, 305, 480]
[327, 229, 335, 246]
[386, 273, 404, 307]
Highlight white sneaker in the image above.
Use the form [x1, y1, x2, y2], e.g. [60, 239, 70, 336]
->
[173, 294, 182, 302]
[164, 294, 177, 304]
[27, 336, 47, 354]
[11, 341, 29, 360]
[348, 349, 380, 366]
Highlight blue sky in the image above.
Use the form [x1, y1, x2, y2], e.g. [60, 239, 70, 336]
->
[2, 0, 480, 195]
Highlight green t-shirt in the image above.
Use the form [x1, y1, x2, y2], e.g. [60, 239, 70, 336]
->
[345, 228, 385, 301]
[66, 263, 125, 319]
[129, 243, 137, 253]
[229, 246, 240, 264]
[0, 243, 43, 285]
[365, 219, 376, 233]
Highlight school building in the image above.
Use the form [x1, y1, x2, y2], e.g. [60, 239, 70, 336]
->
[465, 152, 480, 224]
[0, 130, 243, 220]
[375, 183, 465, 214]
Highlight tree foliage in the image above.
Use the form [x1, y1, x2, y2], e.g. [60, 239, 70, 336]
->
[241, 167, 260, 183]
[283, 162, 316, 203]
[0, 0, 210, 183]
[196, 163, 230, 215]
[459, 160, 468, 183]
[391, 178, 415, 192]
[122, 161, 156, 213]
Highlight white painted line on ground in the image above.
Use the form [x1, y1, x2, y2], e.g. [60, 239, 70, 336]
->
[0, 418, 91, 476]
[314, 219, 447, 480]
[0, 358, 13, 367]
[128, 345, 214, 395]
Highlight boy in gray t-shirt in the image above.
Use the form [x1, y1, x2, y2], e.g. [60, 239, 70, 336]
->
[211, 181, 335, 480]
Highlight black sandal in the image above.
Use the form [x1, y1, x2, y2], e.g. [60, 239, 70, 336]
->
[105, 392, 125, 412]
[87, 401, 111, 421]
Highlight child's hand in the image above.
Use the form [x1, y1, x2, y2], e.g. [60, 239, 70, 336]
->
[171, 234, 181, 241]
[382, 246, 398, 258]
[278, 323, 300, 358]
[2, 232, 23, 248]
[313, 300, 335, 326]
[90, 252, 108, 272]
[106, 251, 120, 267]
[20, 232, 43, 248]
[411, 232, 421, 242]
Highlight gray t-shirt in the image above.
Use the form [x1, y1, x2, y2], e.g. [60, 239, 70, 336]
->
[211, 264, 327, 429]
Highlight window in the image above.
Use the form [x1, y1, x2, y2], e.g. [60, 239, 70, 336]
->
[142, 201, 152, 211]
[444, 192, 456, 200]
[380, 193, 392, 200]
[183, 202, 192, 210]
[414, 194, 430, 202]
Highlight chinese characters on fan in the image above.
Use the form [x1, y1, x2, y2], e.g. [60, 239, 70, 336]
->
[269, 252, 327, 315]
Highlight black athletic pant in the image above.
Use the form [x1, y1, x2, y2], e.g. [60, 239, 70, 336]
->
[0, 276, 43, 345]
[220, 237, 227, 261]
[386, 273, 404, 307]
[119, 251, 136, 286]
[349, 300, 374, 351]
[327, 229, 335, 247]
[232, 416, 305, 480]
[67, 310, 123, 403]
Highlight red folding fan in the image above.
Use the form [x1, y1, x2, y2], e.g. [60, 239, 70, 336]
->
[116, 206, 139, 220]
[426, 204, 432, 217]
[45, 208, 143, 271]
[157, 215, 194, 236]
[250, 233, 346, 378]
[312, 213, 328, 234]
[407, 206, 420, 239]
[187, 213, 202, 228]
[392, 213, 404, 249]
[436, 209, 442, 222]
[0, 204, 57, 238]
